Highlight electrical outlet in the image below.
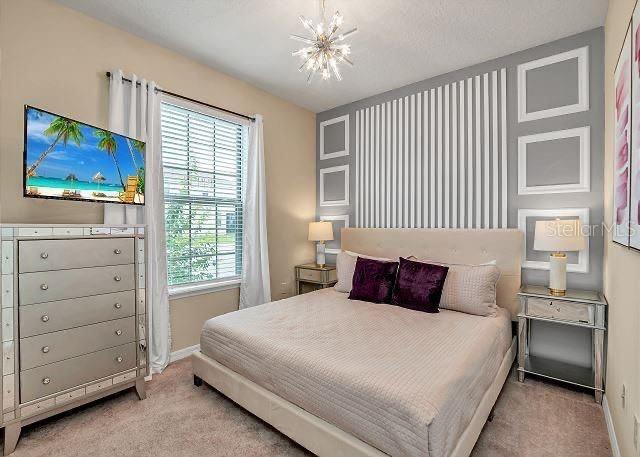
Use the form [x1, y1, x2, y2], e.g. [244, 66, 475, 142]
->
[279, 282, 289, 297]
[634, 414, 639, 450]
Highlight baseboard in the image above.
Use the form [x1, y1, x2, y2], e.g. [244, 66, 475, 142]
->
[170, 344, 200, 363]
[603, 395, 621, 457]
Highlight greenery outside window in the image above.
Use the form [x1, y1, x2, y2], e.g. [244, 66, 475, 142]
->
[160, 100, 247, 296]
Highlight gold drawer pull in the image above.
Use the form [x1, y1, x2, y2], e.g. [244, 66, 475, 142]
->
[41, 315, 49, 322]
[40, 252, 48, 259]
[115, 329, 122, 336]
[114, 276, 121, 282]
[114, 303, 122, 309]
[40, 284, 48, 291]
[41, 346, 49, 354]
[114, 249, 122, 255]
[42, 377, 50, 385]
[115, 356, 123, 363]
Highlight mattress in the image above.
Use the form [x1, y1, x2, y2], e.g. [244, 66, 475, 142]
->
[200, 288, 512, 457]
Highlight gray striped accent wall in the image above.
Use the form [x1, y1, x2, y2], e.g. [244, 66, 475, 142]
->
[316, 28, 604, 292]
[354, 70, 507, 229]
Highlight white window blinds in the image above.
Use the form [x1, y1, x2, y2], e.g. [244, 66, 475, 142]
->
[160, 101, 246, 287]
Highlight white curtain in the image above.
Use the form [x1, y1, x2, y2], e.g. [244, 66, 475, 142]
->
[105, 69, 171, 373]
[240, 115, 271, 308]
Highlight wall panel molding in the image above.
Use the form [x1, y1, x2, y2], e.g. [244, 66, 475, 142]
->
[319, 215, 350, 254]
[517, 207, 590, 273]
[319, 165, 349, 207]
[354, 69, 508, 228]
[319, 115, 349, 160]
[517, 46, 589, 122]
[518, 127, 591, 195]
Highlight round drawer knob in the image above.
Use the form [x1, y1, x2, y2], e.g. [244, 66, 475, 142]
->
[114, 276, 121, 282]
[114, 303, 122, 309]
[41, 346, 49, 354]
[41, 315, 49, 322]
[42, 377, 50, 385]
[115, 329, 122, 336]
[116, 356, 123, 363]
[114, 249, 122, 255]
[40, 284, 48, 290]
[40, 252, 48, 259]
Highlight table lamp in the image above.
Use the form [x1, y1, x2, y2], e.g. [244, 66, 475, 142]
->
[308, 221, 334, 267]
[533, 219, 586, 296]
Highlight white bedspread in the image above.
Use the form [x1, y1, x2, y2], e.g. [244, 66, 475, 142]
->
[200, 288, 512, 457]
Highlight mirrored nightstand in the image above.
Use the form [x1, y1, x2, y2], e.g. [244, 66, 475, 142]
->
[517, 285, 607, 404]
[295, 264, 337, 295]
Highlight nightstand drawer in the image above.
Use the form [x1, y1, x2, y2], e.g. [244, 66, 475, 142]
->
[526, 297, 594, 325]
[298, 269, 322, 282]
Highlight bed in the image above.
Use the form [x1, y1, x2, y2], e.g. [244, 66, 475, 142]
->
[191, 228, 523, 457]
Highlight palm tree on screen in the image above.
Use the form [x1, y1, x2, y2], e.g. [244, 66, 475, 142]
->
[26, 117, 83, 177]
[125, 139, 139, 170]
[95, 129, 125, 190]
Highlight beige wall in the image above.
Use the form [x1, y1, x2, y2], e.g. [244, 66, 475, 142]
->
[604, 1, 640, 456]
[0, 0, 316, 351]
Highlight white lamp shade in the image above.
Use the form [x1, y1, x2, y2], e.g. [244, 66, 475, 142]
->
[533, 219, 586, 252]
[308, 221, 334, 242]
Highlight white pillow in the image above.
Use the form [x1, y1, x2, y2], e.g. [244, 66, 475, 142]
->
[334, 250, 392, 293]
[439, 263, 501, 316]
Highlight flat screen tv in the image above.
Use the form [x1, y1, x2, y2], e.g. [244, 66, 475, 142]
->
[24, 105, 145, 205]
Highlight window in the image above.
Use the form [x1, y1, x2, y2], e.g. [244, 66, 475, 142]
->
[160, 100, 247, 292]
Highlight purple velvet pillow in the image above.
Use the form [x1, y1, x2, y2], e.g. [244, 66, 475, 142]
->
[348, 257, 399, 304]
[391, 257, 449, 313]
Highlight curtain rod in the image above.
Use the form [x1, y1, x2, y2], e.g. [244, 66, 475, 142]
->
[105, 72, 256, 122]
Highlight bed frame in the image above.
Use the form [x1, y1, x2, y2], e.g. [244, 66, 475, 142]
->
[192, 228, 523, 457]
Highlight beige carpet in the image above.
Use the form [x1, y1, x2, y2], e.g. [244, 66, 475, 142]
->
[6, 358, 611, 457]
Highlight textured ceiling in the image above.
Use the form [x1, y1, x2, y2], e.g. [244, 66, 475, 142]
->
[55, 0, 608, 113]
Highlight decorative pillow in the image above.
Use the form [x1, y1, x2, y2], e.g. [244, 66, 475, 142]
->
[438, 264, 501, 316]
[390, 257, 449, 313]
[348, 257, 399, 304]
[334, 250, 392, 293]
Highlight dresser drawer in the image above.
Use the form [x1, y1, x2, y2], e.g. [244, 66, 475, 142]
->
[21, 397, 55, 418]
[20, 316, 135, 370]
[526, 297, 594, 325]
[19, 291, 135, 337]
[298, 268, 322, 282]
[19, 238, 134, 273]
[19, 265, 135, 305]
[20, 342, 136, 403]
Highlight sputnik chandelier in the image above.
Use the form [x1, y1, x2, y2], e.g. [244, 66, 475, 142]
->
[290, 0, 357, 82]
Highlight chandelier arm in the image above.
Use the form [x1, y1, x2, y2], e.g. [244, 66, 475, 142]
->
[341, 56, 354, 67]
[290, 34, 315, 44]
[298, 53, 316, 72]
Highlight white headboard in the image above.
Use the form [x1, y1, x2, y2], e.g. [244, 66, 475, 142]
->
[341, 228, 523, 318]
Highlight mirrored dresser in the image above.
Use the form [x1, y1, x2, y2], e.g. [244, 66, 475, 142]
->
[0, 224, 148, 454]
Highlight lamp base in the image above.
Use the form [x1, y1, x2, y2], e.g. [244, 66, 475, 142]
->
[316, 242, 326, 268]
[548, 252, 567, 296]
[549, 287, 567, 297]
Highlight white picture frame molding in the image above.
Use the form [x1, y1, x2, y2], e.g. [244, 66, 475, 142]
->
[320, 114, 350, 160]
[319, 164, 350, 207]
[518, 126, 591, 195]
[319, 214, 350, 254]
[517, 46, 589, 122]
[517, 208, 590, 273]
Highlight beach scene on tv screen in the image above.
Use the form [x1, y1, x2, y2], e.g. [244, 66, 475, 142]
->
[25, 107, 145, 204]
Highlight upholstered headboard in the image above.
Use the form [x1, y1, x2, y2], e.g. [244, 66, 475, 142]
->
[341, 228, 523, 318]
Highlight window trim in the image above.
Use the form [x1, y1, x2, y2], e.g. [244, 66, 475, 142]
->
[161, 94, 248, 290]
[168, 278, 241, 300]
